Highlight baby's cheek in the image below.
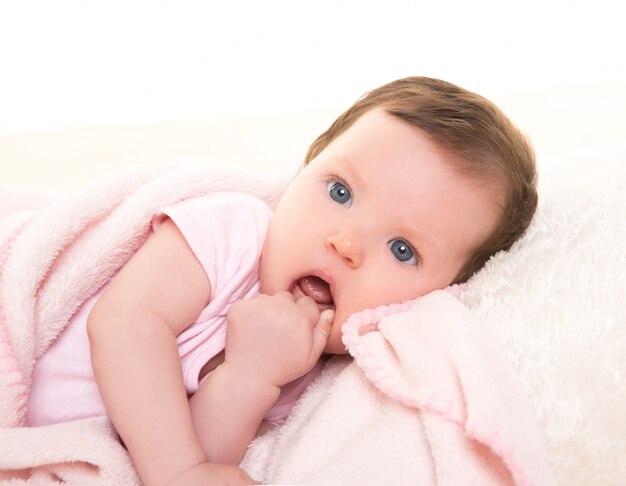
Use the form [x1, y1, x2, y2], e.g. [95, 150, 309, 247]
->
[324, 325, 349, 354]
[349, 289, 384, 314]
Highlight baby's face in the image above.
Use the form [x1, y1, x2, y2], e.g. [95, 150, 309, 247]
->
[260, 109, 502, 354]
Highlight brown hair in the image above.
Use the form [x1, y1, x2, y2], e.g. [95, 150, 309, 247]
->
[303, 77, 537, 283]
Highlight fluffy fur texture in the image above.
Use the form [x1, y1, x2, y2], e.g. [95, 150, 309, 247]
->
[0, 418, 138, 484]
[0, 140, 624, 484]
[0, 163, 289, 427]
[459, 142, 626, 485]
[243, 142, 626, 485]
[240, 290, 555, 485]
[0, 162, 289, 483]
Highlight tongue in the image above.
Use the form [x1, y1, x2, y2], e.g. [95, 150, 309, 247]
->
[299, 276, 333, 305]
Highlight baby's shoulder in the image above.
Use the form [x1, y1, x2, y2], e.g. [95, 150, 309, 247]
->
[166, 191, 272, 259]
[181, 191, 272, 222]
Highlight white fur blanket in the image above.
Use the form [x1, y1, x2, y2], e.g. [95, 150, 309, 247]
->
[0, 163, 554, 485]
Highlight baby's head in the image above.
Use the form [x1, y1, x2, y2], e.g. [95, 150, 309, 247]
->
[303, 76, 537, 283]
[260, 76, 536, 353]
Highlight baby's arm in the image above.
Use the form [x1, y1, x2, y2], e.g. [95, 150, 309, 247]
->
[87, 219, 252, 485]
[189, 360, 281, 464]
[190, 292, 333, 464]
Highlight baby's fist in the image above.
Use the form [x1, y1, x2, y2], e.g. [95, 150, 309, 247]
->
[225, 292, 333, 387]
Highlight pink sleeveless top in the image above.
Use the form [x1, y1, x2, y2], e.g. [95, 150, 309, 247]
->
[26, 192, 322, 427]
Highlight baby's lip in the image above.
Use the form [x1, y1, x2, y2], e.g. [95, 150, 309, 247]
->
[291, 273, 335, 310]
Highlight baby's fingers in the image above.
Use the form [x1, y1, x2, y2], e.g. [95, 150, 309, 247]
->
[309, 309, 334, 360]
[294, 295, 322, 324]
[272, 290, 296, 302]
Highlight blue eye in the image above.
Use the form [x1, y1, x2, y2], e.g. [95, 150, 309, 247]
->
[327, 181, 352, 206]
[388, 239, 418, 265]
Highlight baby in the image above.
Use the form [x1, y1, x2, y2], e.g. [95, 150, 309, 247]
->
[25, 77, 537, 485]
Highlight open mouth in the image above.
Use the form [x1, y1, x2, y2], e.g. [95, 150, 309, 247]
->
[293, 275, 335, 310]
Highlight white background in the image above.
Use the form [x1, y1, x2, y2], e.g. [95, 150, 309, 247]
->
[1, 0, 625, 133]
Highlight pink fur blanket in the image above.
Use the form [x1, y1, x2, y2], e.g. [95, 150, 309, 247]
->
[0, 164, 554, 485]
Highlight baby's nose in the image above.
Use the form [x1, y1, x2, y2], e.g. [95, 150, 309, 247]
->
[326, 231, 363, 268]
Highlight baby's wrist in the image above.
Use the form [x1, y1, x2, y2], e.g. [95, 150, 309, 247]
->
[217, 362, 281, 398]
[164, 462, 205, 486]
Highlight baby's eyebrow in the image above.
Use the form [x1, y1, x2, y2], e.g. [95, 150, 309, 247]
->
[336, 157, 365, 190]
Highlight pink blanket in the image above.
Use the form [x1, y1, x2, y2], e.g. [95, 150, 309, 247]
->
[0, 164, 554, 485]
[240, 290, 555, 485]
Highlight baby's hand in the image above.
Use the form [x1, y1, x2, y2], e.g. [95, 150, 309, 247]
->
[225, 292, 334, 387]
[166, 462, 258, 485]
